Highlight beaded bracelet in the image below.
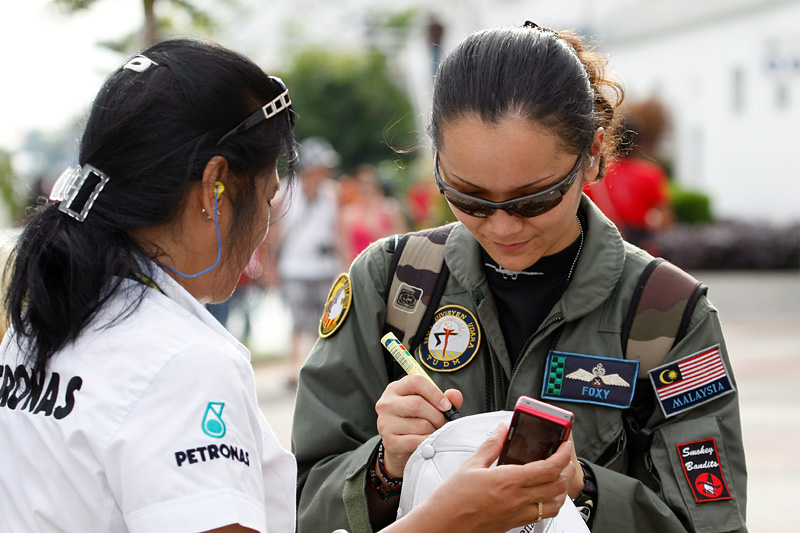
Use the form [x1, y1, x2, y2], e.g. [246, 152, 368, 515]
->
[367, 441, 403, 501]
[573, 460, 597, 527]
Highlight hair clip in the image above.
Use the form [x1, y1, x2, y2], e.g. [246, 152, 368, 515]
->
[50, 164, 110, 222]
[522, 21, 559, 37]
[123, 55, 159, 72]
[216, 76, 293, 145]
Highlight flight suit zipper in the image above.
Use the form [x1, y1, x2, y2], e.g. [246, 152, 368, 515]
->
[501, 312, 565, 407]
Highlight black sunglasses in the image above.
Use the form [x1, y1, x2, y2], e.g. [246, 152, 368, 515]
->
[216, 76, 293, 145]
[433, 150, 586, 218]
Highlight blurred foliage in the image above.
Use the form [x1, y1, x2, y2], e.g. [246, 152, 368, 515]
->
[656, 221, 800, 270]
[383, 8, 417, 30]
[670, 183, 713, 224]
[0, 150, 27, 224]
[279, 48, 418, 176]
[53, 0, 226, 50]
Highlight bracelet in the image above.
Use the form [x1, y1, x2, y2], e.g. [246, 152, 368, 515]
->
[367, 441, 403, 501]
[573, 460, 597, 527]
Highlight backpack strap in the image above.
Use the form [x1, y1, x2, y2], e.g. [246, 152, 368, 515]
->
[622, 258, 708, 378]
[620, 257, 707, 455]
[381, 224, 455, 380]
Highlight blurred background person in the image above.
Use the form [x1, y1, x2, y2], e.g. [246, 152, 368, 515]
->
[268, 136, 344, 386]
[339, 163, 408, 263]
[584, 97, 674, 254]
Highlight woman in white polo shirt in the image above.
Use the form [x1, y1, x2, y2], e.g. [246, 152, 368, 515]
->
[0, 39, 297, 533]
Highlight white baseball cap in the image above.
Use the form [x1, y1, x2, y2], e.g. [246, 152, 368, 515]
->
[397, 410, 589, 533]
[299, 136, 340, 172]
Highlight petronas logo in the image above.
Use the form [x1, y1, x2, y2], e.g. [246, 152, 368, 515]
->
[202, 402, 226, 438]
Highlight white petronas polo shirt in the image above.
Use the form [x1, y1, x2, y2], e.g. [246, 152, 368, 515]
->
[0, 269, 296, 532]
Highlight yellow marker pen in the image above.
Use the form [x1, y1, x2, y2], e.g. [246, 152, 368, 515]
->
[380, 332, 461, 421]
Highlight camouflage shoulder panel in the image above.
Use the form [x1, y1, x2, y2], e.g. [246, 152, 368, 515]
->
[624, 259, 707, 378]
[384, 224, 456, 346]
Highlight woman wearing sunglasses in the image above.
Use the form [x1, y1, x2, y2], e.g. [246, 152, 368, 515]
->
[294, 22, 747, 533]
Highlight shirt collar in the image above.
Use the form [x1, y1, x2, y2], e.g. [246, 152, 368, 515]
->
[145, 263, 251, 360]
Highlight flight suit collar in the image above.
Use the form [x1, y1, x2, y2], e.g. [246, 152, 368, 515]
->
[441, 195, 627, 383]
[444, 195, 626, 325]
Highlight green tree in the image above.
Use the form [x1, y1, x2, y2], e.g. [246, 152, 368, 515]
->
[0, 149, 27, 224]
[279, 48, 418, 175]
[53, 0, 219, 49]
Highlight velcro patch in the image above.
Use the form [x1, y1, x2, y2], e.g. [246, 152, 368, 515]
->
[542, 351, 639, 408]
[676, 438, 732, 503]
[319, 273, 352, 338]
[418, 305, 480, 372]
[649, 345, 734, 418]
[392, 282, 423, 314]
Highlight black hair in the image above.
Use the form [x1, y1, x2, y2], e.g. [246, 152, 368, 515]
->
[430, 24, 624, 177]
[4, 39, 296, 377]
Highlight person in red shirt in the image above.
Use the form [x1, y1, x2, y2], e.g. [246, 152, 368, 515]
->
[585, 98, 673, 253]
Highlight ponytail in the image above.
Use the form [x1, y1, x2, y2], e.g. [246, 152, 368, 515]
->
[4, 201, 151, 377]
[557, 31, 625, 178]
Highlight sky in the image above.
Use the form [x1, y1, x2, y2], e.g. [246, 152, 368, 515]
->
[0, 0, 143, 150]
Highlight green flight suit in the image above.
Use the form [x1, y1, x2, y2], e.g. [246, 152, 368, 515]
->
[293, 197, 747, 532]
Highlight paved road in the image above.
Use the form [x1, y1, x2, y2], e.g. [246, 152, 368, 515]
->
[252, 270, 800, 532]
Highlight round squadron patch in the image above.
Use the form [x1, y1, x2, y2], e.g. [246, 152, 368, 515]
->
[319, 273, 353, 338]
[418, 305, 480, 372]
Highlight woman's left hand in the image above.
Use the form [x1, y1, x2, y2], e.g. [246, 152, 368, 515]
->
[566, 431, 585, 499]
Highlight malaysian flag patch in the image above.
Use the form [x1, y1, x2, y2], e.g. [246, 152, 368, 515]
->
[649, 345, 735, 418]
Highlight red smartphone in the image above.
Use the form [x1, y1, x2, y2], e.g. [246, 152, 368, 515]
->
[498, 396, 575, 465]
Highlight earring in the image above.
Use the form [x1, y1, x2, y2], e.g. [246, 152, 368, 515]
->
[201, 208, 219, 220]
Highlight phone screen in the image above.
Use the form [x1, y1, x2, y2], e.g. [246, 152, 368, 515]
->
[502, 411, 567, 464]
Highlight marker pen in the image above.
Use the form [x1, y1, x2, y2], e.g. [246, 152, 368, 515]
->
[380, 332, 461, 421]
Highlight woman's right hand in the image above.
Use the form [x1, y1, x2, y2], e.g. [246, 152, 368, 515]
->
[383, 422, 575, 533]
[375, 374, 463, 479]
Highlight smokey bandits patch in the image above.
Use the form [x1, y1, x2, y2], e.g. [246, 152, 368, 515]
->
[676, 438, 732, 503]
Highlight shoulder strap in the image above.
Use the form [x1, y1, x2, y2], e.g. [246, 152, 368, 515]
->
[618, 257, 707, 456]
[622, 257, 707, 378]
[382, 224, 454, 379]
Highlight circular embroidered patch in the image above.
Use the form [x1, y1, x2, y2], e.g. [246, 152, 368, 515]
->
[319, 273, 353, 338]
[418, 305, 480, 372]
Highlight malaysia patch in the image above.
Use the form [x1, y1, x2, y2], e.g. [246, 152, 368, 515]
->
[541, 351, 638, 408]
[677, 438, 732, 503]
[418, 305, 480, 372]
[649, 345, 734, 418]
[319, 273, 353, 338]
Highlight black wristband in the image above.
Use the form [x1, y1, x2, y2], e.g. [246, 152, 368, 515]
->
[573, 460, 597, 527]
[367, 440, 403, 501]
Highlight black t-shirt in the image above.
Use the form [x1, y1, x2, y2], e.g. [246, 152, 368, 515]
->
[482, 217, 585, 365]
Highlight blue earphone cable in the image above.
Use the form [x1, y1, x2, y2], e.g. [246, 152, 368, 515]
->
[161, 192, 222, 278]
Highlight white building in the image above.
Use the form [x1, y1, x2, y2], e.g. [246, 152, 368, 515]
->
[597, 0, 800, 223]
